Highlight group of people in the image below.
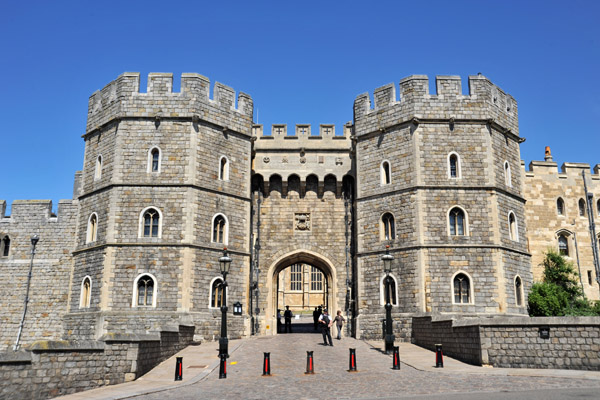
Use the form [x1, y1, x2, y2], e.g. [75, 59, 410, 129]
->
[276, 305, 345, 346]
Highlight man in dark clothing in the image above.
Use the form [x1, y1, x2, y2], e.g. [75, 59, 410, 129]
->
[312, 307, 320, 331]
[284, 306, 293, 333]
[318, 308, 334, 346]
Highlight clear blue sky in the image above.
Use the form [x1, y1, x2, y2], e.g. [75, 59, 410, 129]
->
[1, 0, 599, 213]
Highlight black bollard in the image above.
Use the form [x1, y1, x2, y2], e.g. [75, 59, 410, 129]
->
[392, 346, 400, 370]
[305, 351, 314, 374]
[435, 343, 443, 368]
[174, 356, 183, 381]
[348, 348, 357, 372]
[219, 353, 227, 379]
[262, 352, 271, 376]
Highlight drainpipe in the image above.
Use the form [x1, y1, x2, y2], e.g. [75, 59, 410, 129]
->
[583, 171, 600, 295]
[14, 235, 39, 351]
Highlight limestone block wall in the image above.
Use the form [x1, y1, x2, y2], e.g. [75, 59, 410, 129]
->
[0, 200, 78, 350]
[523, 158, 600, 300]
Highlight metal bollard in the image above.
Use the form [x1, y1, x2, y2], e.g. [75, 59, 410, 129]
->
[392, 346, 400, 370]
[219, 353, 227, 379]
[262, 352, 271, 376]
[435, 343, 443, 368]
[174, 356, 183, 381]
[348, 348, 357, 372]
[305, 351, 315, 374]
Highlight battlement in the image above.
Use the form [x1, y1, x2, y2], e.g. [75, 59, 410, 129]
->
[354, 74, 518, 136]
[86, 72, 253, 135]
[524, 147, 600, 180]
[253, 123, 352, 151]
[0, 200, 77, 222]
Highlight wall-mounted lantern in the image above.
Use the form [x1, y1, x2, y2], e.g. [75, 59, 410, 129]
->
[233, 302, 242, 316]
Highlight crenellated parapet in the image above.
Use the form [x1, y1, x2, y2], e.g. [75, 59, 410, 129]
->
[86, 72, 254, 136]
[354, 74, 518, 136]
[253, 123, 352, 151]
[0, 200, 77, 222]
[525, 160, 600, 180]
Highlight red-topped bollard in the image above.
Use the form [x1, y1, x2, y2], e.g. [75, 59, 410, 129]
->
[262, 352, 271, 376]
[174, 356, 183, 380]
[348, 348, 357, 372]
[219, 353, 227, 379]
[305, 351, 315, 374]
[435, 344, 443, 368]
[392, 346, 400, 370]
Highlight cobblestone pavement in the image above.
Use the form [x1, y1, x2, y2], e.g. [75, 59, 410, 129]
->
[132, 328, 600, 400]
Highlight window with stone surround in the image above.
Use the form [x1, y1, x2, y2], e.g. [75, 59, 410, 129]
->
[212, 214, 228, 245]
[139, 207, 162, 238]
[557, 198, 565, 216]
[379, 274, 398, 306]
[0, 235, 10, 257]
[504, 161, 512, 187]
[448, 152, 461, 179]
[597, 199, 600, 216]
[452, 272, 472, 304]
[290, 264, 303, 291]
[558, 234, 569, 256]
[148, 147, 161, 173]
[514, 275, 523, 306]
[80, 276, 92, 308]
[210, 277, 225, 308]
[508, 211, 518, 241]
[381, 213, 395, 241]
[579, 198, 586, 217]
[133, 273, 157, 307]
[380, 161, 391, 185]
[219, 156, 229, 181]
[95, 155, 102, 180]
[588, 270, 593, 286]
[310, 266, 323, 291]
[86, 213, 98, 243]
[448, 207, 467, 236]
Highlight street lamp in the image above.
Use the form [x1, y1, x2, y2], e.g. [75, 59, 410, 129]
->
[218, 247, 232, 357]
[14, 235, 39, 351]
[381, 245, 395, 354]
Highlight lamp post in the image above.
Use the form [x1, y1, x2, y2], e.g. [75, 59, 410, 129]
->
[218, 247, 232, 358]
[381, 245, 394, 354]
[14, 235, 39, 351]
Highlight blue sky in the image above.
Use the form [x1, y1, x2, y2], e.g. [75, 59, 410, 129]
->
[1, 0, 599, 213]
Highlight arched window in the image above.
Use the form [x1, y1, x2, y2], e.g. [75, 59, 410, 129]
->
[380, 161, 391, 185]
[558, 234, 569, 256]
[579, 198, 586, 217]
[453, 272, 471, 304]
[148, 148, 161, 173]
[139, 207, 162, 238]
[597, 199, 600, 216]
[219, 156, 229, 181]
[210, 277, 224, 308]
[381, 213, 395, 241]
[508, 212, 518, 241]
[80, 276, 92, 308]
[504, 161, 512, 187]
[449, 207, 467, 236]
[514, 276, 523, 307]
[380, 274, 398, 306]
[556, 198, 565, 216]
[95, 155, 102, 180]
[448, 152, 461, 179]
[0, 235, 10, 257]
[212, 214, 228, 244]
[86, 213, 98, 243]
[133, 274, 156, 307]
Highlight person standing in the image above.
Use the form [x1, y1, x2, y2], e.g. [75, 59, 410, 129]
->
[312, 307, 320, 331]
[284, 305, 293, 333]
[277, 309, 282, 333]
[334, 310, 345, 340]
[319, 308, 334, 346]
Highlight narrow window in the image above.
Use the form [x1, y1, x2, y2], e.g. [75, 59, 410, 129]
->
[212, 215, 226, 243]
[143, 208, 160, 237]
[290, 264, 302, 291]
[449, 207, 466, 236]
[448, 153, 460, 179]
[219, 157, 229, 181]
[597, 199, 600, 216]
[509, 212, 518, 241]
[588, 271, 593, 285]
[310, 266, 323, 291]
[1, 235, 10, 257]
[381, 213, 395, 241]
[87, 213, 98, 243]
[579, 198, 586, 217]
[557, 198, 565, 216]
[558, 235, 569, 256]
[504, 161, 511, 187]
[453, 273, 471, 304]
[211, 278, 224, 308]
[150, 148, 160, 172]
[515, 276, 523, 306]
[136, 275, 155, 307]
[80, 277, 91, 308]
[381, 161, 391, 185]
[95, 155, 102, 180]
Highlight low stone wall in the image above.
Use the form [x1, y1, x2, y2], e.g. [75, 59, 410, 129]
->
[0, 324, 195, 399]
[412, 315, 600, 371]
[358, 313, 412, 342]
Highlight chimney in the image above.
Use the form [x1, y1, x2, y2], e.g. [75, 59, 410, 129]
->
[544, 146, 553, 162]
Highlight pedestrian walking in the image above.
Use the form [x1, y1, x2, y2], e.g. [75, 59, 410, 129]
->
[319, 308, 334, 346]
[334, 310, 345, 340]
[284, 305, 293, 333]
